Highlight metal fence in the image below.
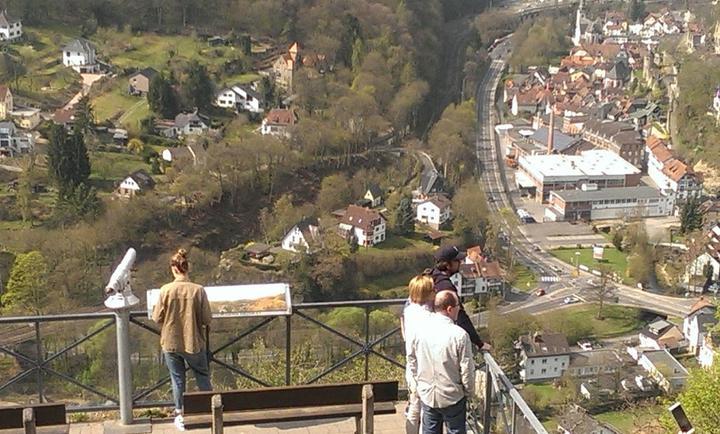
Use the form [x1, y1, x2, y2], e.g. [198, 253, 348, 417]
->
[0, 299, 545, 433]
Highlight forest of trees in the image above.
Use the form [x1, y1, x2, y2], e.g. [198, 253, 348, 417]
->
[0, 0, 492, 314]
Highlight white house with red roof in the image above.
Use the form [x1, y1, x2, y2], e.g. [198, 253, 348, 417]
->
[646, 136, 703, 203]
[337, 204, 386, 247]
[683, 297, 717, 355]
[261, 108, 297, 137]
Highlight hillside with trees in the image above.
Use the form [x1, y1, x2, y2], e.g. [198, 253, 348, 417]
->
[0, 0, 490, 314]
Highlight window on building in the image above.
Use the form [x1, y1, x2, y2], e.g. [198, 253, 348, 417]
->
[542, 358, 547, 364]
[541, 368, 547, 374]
[530, 360, 535, 365]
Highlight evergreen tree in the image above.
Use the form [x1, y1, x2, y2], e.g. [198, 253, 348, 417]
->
[394, 197, 415, 235]
[338, 14, 362, 67]
[680, 196, 703, 234]
[47, 125, 91, 192]
[2, 251, 49, 315]
[627, 0, 646, 22]
[73, 95, 95, 133]
[53, 182, 101, 226]
[148, 73, 179, 118]
[183, 61, 213, 110]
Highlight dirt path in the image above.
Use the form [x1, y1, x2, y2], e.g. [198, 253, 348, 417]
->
[63, 73, 105, 110]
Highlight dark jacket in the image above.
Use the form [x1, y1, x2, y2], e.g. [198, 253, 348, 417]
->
[430, 267, 484, 349]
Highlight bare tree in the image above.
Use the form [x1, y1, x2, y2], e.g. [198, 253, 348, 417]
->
[590, 265, 615, 320]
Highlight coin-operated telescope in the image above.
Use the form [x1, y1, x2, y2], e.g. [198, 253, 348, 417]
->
[104, 248, 140, 309]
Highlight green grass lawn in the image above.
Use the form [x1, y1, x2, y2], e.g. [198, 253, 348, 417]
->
[91, 81, 150, 133]
[89, 151, 151, 191]
[360, 233, 435, 254]
[539, 304, 645, 340]
[520, 383, 570, 408]
[594, 404, 666, 433]
[551, 246, 629, 282]
[509, 262, 537, 292]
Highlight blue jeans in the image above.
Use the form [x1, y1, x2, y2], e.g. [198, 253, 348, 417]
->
[421, 398, 466, 434]
[164, 351, 212, 411]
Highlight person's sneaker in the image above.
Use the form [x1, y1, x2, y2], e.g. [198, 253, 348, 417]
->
[173, 414, 185, 431]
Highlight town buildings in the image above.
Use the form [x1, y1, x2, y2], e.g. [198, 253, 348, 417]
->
[261, 109, 297, 137]
[517, 332, 571, 382]
[546, 185, 672, 221]
[281, 217, 321, 253]
[215, 84, 264, 113]
[0, 121, 34, 157]
[62, 38, 99, 73]
[416, 195, 452, 230]
[128, 68, 158, 96]
[116, 170, 155, 198]
[637, 349, 688, 393]
[0, 10, 22, 42]
[646, 136, 703, 203]
[272, 42, 301, 91]
[638, 318, 686, 351]
[517, 149, 641, 202]
[337, 205, 386, 247]
[581, 120, 644, 168]
[683, 298, 717, 355]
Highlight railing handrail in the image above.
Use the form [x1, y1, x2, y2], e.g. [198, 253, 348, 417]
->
[0, 298, 410, 324]
[483, 352, 549, 434]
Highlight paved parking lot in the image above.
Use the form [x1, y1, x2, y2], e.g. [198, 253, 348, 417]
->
[518, 220, 607, 249]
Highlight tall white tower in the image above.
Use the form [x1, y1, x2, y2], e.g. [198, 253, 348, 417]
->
[572, 0, 584, 46]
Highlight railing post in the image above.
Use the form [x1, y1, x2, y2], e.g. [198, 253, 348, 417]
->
[22, 408, 36, 434]
[361, 384, 374, 434]
[115, 308, 134, 425]
[483, 363, 492, 434]
[34, 321, 43, 403]
[364, 308, 370, 381]
[285, 315, 291, 386]
[511, 402, 517, 434]
[212, 394, 223, 434]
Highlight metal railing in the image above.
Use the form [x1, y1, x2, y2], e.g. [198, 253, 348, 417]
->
[472, 353, 548, 434]
[0, 299, 545, 433]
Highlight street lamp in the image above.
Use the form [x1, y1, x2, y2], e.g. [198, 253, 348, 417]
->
[574, 251, 581, 276]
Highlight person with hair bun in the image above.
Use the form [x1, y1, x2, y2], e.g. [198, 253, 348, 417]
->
[152, 249, 212, 431]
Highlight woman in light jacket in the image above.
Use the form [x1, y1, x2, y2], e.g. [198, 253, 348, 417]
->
[400, 272, 435, 434]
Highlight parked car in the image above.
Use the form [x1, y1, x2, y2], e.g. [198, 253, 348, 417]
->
[563, 296, 578, 304]
[536, 288, 546, 296]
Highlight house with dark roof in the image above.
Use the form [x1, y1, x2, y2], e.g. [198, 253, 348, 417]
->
[686, 225, 720, 290]
[0, 10, 22, 42]
[517, 332, 571, 382]
[281, 217, 321, 253]
[683, 297, 717, 355]
[215, 83, 264, 113]
[451, 256, 504, 296]
[128, 68, 158, 96]
[581, 120, 644, 168]
[158, 111, 210, 138]
[416, 194, 452, 230]
[363, 184, 383, 208]
[337, 204, 386, 247]
[261, 108, 297, 137]
[62, 38, 98, 73]
[116, 170, 155, 198]
[638, 318, 686, 351]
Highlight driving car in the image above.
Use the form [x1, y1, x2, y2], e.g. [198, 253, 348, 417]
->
[536, 288, 546, 296]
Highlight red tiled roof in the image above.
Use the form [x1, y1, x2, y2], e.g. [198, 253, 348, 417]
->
[264, 109, 297, 126]
[339, 204, 384, 232]
[689, 297, 715, 316]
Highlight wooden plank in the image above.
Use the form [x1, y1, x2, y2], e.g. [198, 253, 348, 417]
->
[184, 381, 398, 415]
[183, 402, 397, 430]
[0, 405, 66, 429]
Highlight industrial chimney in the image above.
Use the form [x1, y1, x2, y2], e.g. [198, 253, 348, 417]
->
[547, 109, 555, 155]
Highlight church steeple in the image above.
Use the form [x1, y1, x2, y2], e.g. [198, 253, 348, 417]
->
[572, 0, 584, 46]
